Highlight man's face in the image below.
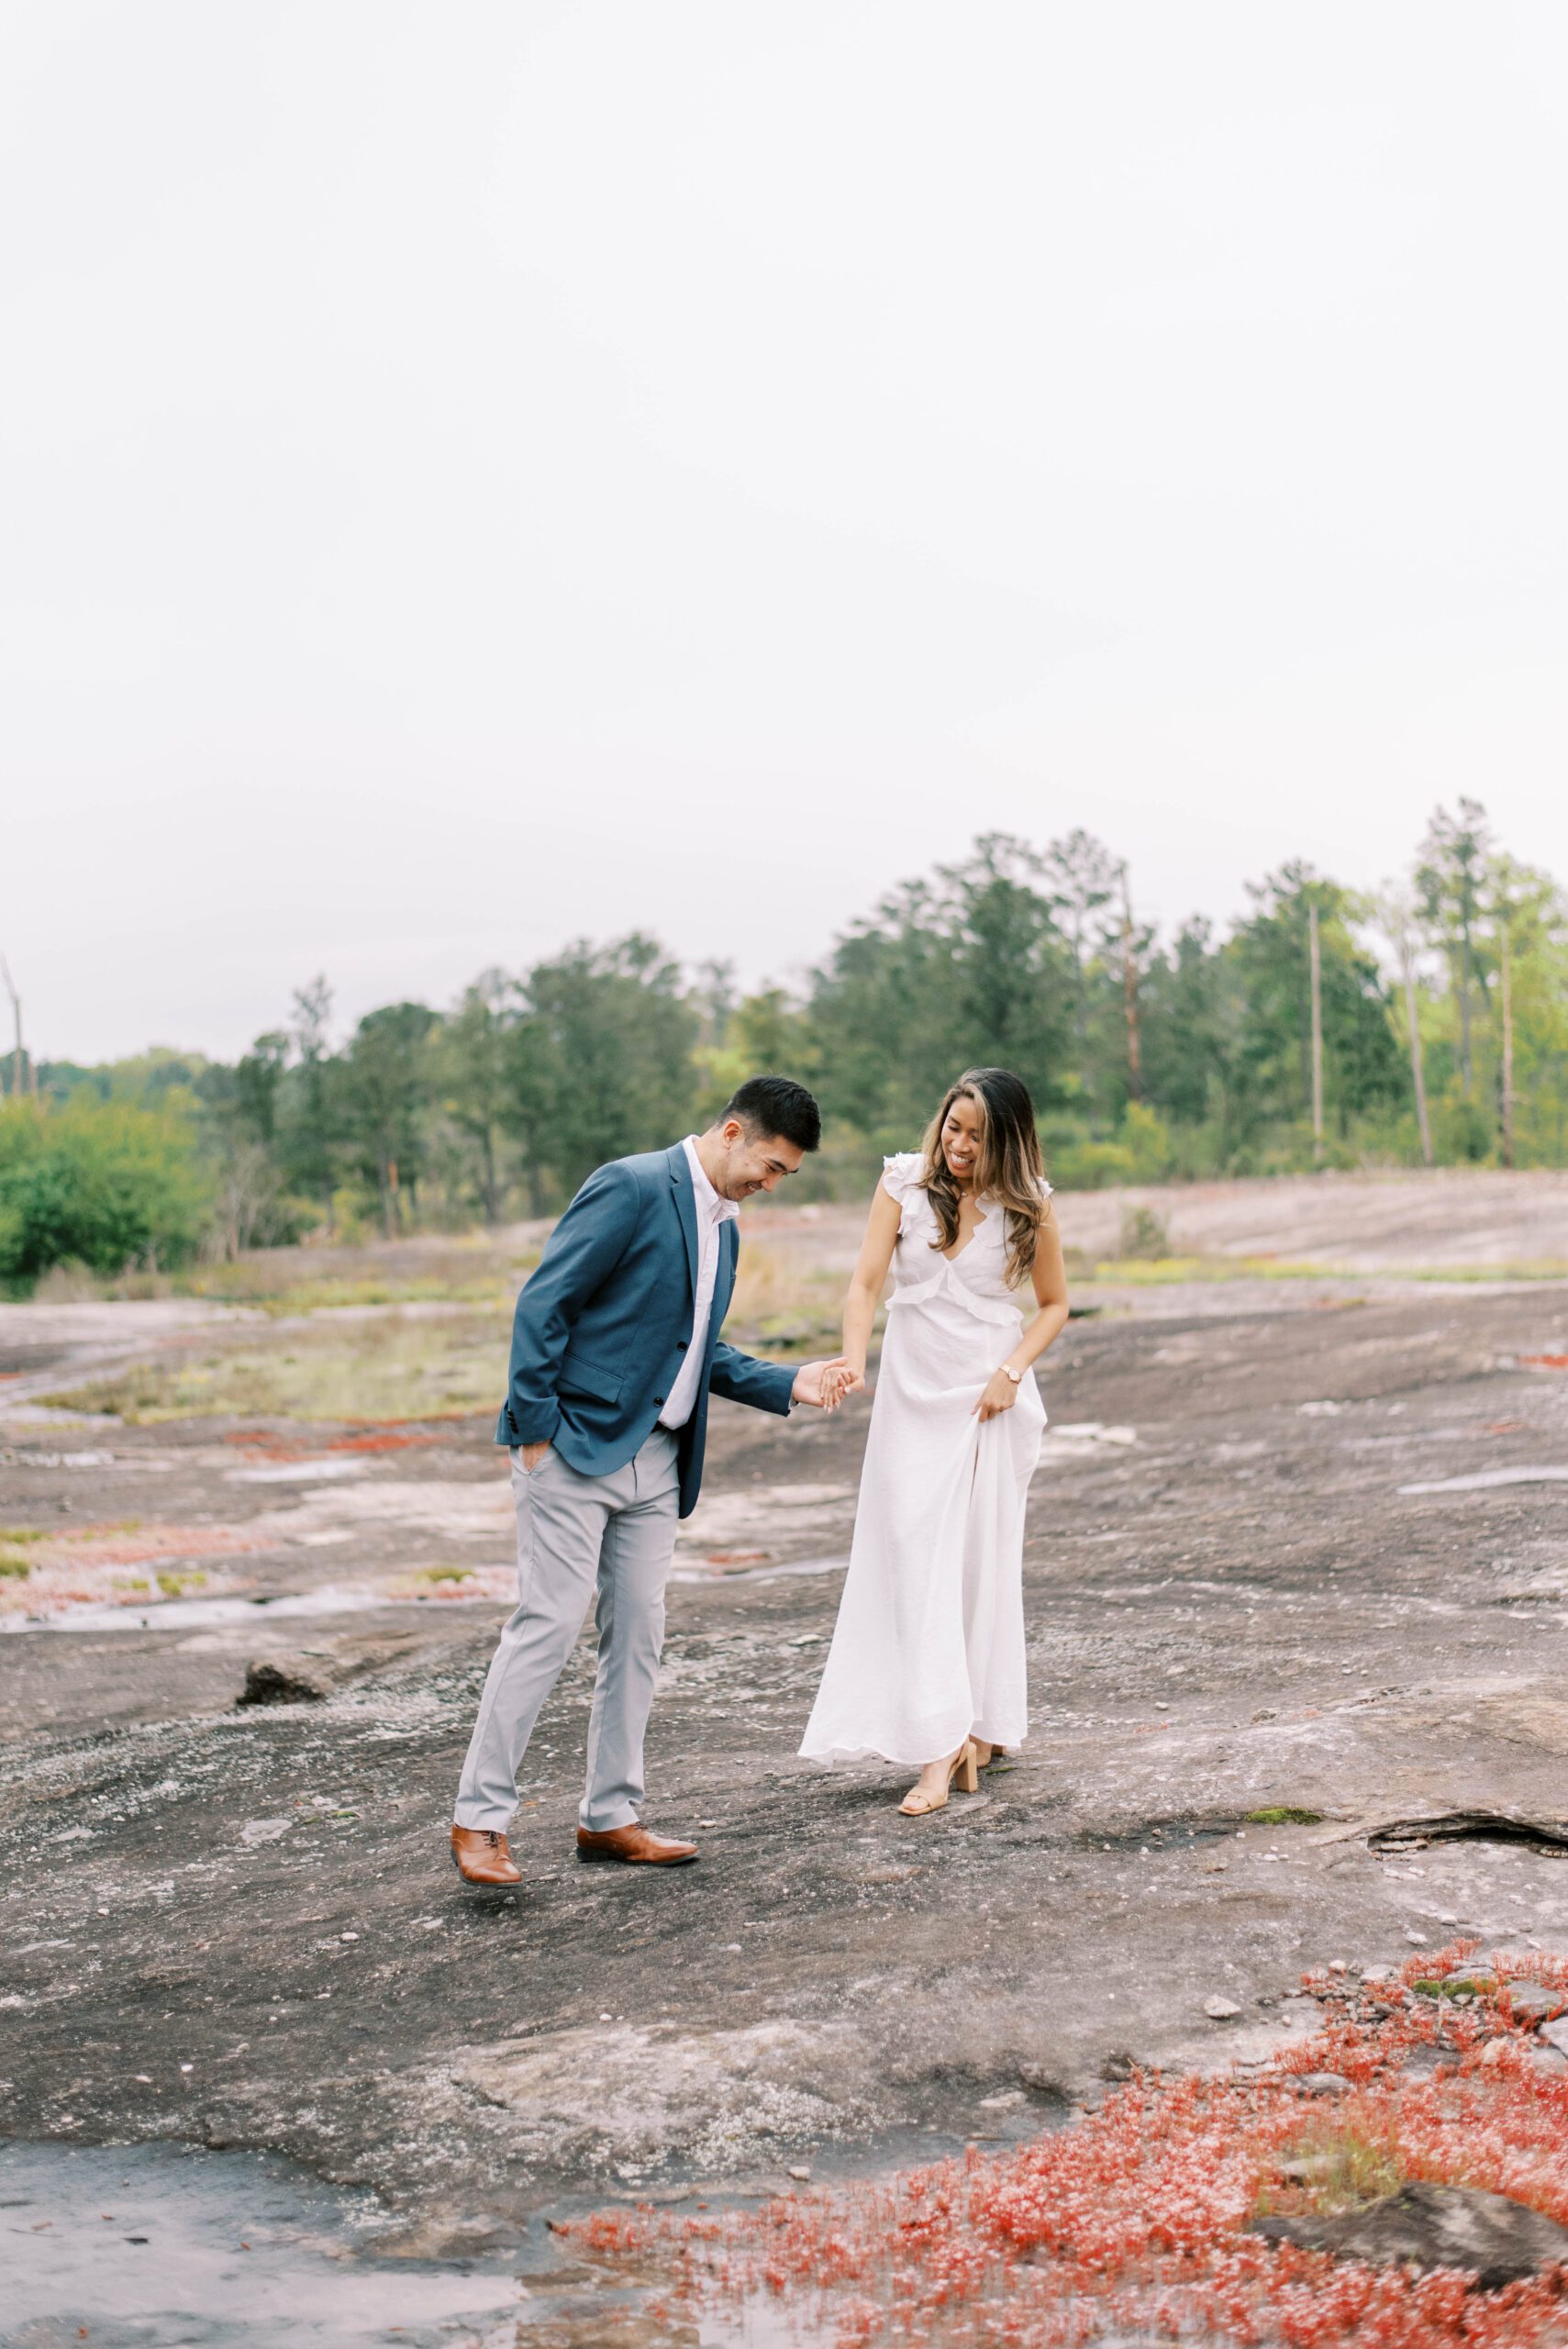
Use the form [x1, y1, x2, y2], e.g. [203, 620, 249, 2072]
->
[713, 1119, 804, 1201]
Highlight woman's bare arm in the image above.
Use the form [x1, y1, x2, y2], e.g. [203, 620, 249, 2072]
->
[840, 1179, 903, 1390]
[975, 1207, 1071, 1420]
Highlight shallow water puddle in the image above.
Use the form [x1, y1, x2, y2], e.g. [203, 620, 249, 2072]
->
[669, 1553, 846, 1586]
[0, 1585, 503, 1635]
[0, 2139, 806, 2346]
[1399, 1464, 1568, 1494]
[1, 2140, 528, 2344]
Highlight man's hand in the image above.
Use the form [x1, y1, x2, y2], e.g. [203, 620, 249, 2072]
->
[521, 1441, 553, 1471]
[792, 1357, 861, 1411]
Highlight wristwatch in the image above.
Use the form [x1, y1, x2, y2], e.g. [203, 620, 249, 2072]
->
[1001, 1365, 1022, 1386]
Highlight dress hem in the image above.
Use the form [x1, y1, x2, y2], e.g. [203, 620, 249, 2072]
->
[798, 1732, 1027, 1770]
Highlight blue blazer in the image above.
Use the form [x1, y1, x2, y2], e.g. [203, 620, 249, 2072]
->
[494, 1142, 796, 1518]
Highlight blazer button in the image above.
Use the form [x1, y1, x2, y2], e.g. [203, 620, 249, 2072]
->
[652, 1395, 665, 1406]
[676, 1338, 688, 1350]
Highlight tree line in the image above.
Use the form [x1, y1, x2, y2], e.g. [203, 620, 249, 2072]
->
[4, 799, 1564, 1279]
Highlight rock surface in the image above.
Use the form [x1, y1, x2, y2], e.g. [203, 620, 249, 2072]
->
[237, 1631, 424, 1705]
[1250, 2181, 1568, 2289]
[5, 1275, 1568, 2215]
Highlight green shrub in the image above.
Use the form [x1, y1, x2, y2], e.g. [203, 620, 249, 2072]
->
[0, 1098, 210, 1281]
[1118, 1204, 1171, 1259]
[1120, 1102, 1175, 1180]
[1046, 1138, 1137, 1191]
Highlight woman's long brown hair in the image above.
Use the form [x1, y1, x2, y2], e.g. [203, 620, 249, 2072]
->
[917, 1067, 1050, 1289]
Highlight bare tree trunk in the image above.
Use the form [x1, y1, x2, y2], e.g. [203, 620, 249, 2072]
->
[1499, 923, 1515, 1169]
[1400, 937, 1434, 1167]
[1308, 901, 1324, 1161]
[0, 955, 22, 1099]
[481, 1125, 500, 1225]
[1458, 934, 1474, 1098]
[1120, 864, 1142, 1102]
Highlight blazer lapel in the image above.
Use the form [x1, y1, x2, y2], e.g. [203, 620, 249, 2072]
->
[714, 1219, 738, 1330]
[668, 1144, 699, 1300]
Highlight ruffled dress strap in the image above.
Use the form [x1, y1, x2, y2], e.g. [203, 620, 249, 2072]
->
[880, 1150, 924, 1204]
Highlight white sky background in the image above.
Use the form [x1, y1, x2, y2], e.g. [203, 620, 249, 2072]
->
[4, 3, 1565, 1063]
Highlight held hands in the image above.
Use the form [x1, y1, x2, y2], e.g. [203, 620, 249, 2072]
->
[974, 1366, 1020, 1422]
[792, 1357, 864, 1411]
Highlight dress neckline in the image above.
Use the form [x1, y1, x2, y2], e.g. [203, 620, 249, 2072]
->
[938, 1194, 993, 1264]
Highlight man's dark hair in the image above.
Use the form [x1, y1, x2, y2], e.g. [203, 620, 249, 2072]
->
[723, 1074, 821, 1153]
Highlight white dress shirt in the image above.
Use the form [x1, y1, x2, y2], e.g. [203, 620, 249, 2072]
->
[658, 1136, 740, 1431]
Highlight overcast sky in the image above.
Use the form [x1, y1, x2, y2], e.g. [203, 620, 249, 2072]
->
[4, 3, 1564, 1064]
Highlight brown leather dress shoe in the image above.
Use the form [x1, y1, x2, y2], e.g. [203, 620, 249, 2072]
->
[450, 1825, 521, 1886]
[575, 1823, 698, 1865]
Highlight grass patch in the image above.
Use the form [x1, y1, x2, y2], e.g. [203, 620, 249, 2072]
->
[42, 1307, 511, 1425]
[1088, 1255, 1352, 1284]
[1253, 2120, 1404, 2217]
[204, 1272, 528, 1315]
[1245, 1806, 1325, 1827]
[1411, 1971, 1499, 1999]
[169, 1234, 539, 1314]
[154, 1569, 206, 1599]
[0, 1526, 48, 1580]
[1404, 1261, 1568, 1284]
[725, 1241, 847, 1354]
[1087, 1254, 1568, 1286]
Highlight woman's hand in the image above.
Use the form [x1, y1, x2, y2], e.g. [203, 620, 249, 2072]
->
[974, 1367, 1019, 1422]
[793, 1358, 860, 1410]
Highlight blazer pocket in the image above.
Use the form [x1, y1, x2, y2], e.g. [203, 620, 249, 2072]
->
[558, 1349, 625, 1404]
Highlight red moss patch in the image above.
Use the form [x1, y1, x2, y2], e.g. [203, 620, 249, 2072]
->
[324, 1428, 450, 1454]
[222, 1423, 452, 1458]
[34, 1523, 266, 1570]
[567, 1944, 1568, 2345]
[223, 1430, 307, 1459]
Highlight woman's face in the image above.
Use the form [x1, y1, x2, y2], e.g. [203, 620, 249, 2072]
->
[940, 1093, 984, 1185]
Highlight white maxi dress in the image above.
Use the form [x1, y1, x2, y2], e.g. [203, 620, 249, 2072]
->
[800, 1152, 1050, 1768]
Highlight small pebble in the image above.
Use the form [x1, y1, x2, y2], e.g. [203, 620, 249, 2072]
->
[1204, 1997, 1241, 2020]
[340, 1932, 359, 1943]
[787, 2165, 812, 2181]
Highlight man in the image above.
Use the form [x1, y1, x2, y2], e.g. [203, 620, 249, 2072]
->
[450, 1074, 849, 1886]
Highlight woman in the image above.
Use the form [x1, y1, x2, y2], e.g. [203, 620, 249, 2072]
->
[800, 1068, 1069, 1814]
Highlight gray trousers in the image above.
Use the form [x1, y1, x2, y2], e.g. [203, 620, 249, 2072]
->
[453, 1428, 682, 1834]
